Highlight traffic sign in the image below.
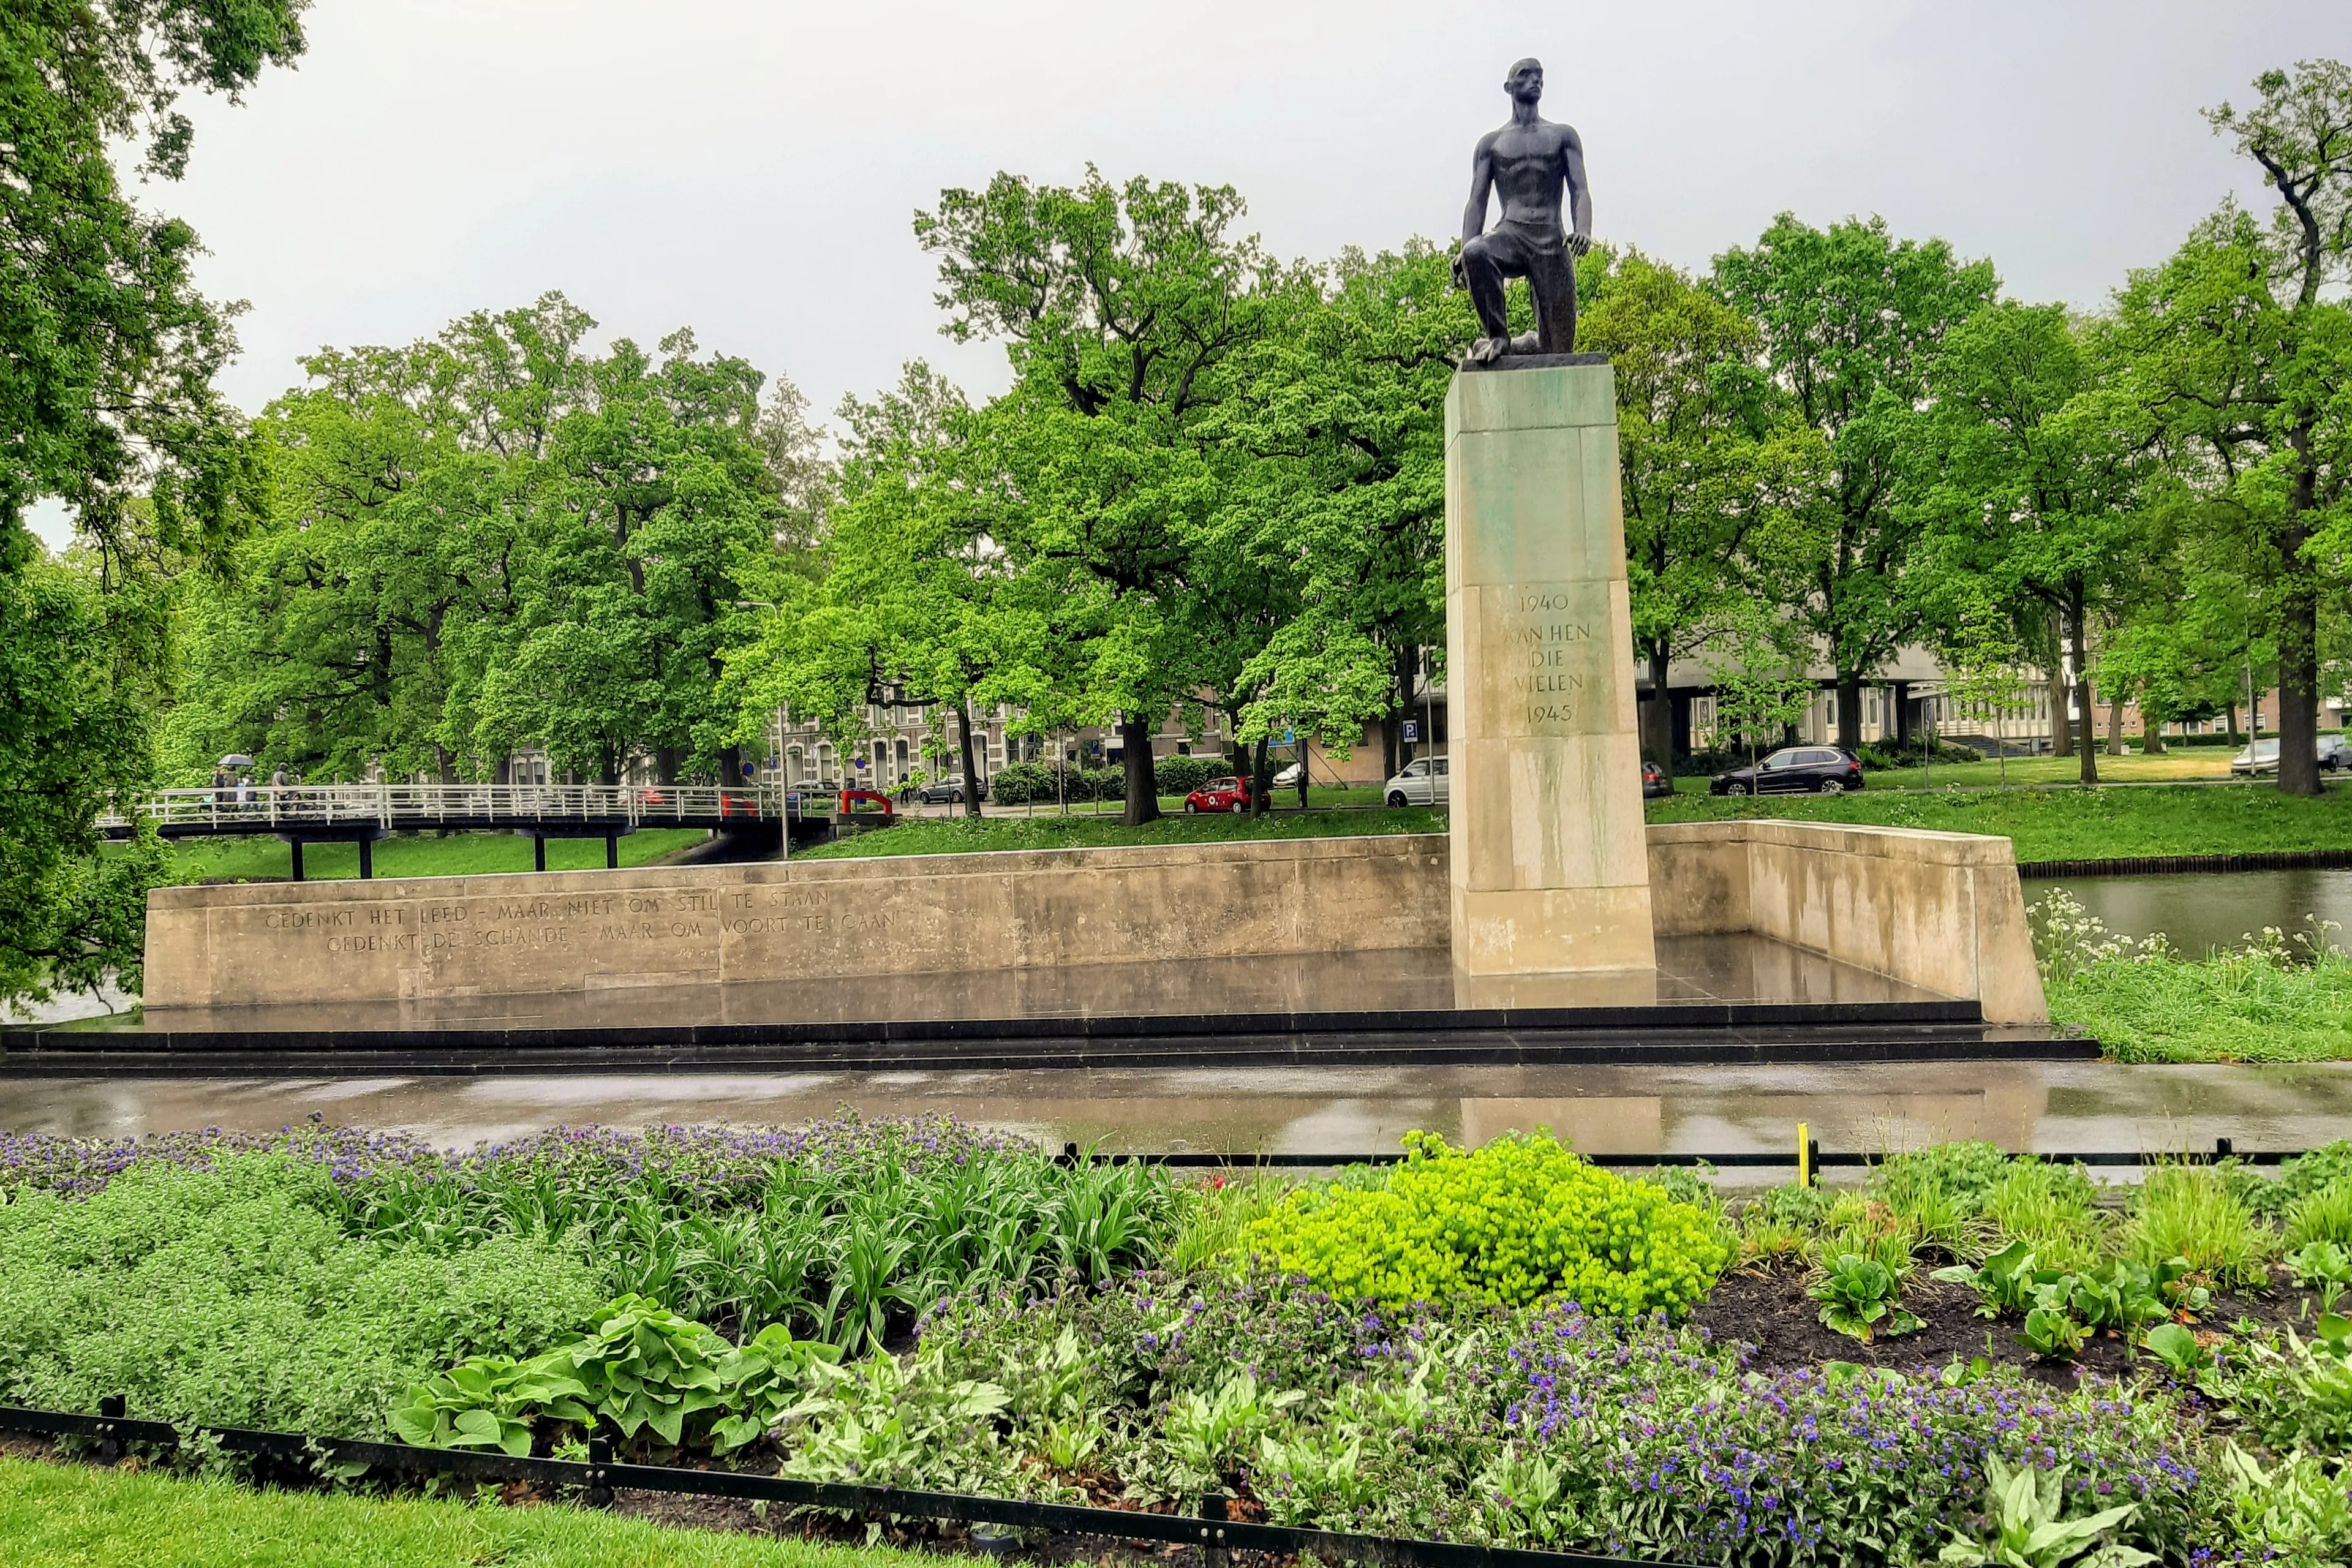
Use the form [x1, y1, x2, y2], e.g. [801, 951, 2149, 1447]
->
[1403, 720, 1420, 742]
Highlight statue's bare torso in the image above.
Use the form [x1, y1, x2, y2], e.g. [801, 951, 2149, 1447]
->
[1455, 59, 1592, 360]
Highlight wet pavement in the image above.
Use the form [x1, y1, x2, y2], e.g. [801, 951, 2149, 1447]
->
[6, 1060, 2348, 1181]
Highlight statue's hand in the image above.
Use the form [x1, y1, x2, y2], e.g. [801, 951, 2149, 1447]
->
[1449, 249, 1469, 288]
[1568, 228, 1593, 258]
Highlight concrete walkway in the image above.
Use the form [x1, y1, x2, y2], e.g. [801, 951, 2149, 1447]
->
[7, 1061, 2347, 1180]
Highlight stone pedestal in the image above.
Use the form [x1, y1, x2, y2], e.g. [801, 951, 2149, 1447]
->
[1444, 360, 1656, 974]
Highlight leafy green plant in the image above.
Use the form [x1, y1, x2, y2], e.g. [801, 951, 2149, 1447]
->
[1246, 1131, 1730, 1316]
[2140, 1323, 2209, 1376]
[1165, 1371, 1303, 1491]
[1936, 1456, 2153, 1566]
[1937, 1239, 2044, 1317]
[2215, 1441, 2352, 1564]
[778, 1336, 1013, 1494]
[2285, 1240, 2352, 1314]
[1812, 1253, 1923, 1343]
[1738, 1182, 1830, 1265]
[2018, 1306, 2088, 1361]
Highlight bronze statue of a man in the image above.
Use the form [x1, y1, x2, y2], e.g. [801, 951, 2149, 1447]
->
[1454, 58, 1593, 363]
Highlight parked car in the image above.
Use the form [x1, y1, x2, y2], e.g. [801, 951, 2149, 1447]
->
[1641, 759, 1673, 799]
[1272, 761, 1304, 788]
[1383, 756, 1449, 807]
[1709, 746, 1864, 796]
[916, 775, 986, 805]
[1184, 776, 1256, 813]
[2230, 736, 2349, 775]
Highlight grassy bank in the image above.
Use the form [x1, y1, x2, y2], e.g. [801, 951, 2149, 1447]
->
[794, 805, 1444, 859]
[155, 827, 709, 885]
[2034, 888, 2352, 1062]
[0, 1454, 916, 1568]
[1648, 781, 2352, 864]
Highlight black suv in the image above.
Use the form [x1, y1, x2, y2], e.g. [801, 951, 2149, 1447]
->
[1709, 746, 1864, 796]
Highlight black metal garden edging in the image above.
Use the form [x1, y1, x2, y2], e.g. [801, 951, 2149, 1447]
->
[0, 1400, 1699, 1568]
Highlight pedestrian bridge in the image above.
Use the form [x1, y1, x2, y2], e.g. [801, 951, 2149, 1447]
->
[99, 783, 799, 878]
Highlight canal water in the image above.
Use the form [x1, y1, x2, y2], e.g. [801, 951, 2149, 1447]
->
[2033, 869, 2352, 957]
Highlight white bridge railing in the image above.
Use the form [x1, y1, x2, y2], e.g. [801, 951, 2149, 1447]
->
[102, 783, 793, 834]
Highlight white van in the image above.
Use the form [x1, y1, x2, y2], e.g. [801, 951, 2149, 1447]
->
[1383, 756, 1449, 807]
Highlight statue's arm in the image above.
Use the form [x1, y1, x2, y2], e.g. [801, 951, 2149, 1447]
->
[1561, 126, 1592, 254]
[1461, 134, 1496, 242]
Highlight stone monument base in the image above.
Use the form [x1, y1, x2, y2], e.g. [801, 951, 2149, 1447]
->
[140, 821, 2048, 1024]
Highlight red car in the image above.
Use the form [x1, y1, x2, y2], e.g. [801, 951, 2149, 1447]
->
[1183, 776, 1254, 813]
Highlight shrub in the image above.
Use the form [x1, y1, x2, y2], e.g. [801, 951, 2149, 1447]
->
[0, 1157, 602, 1436]
[1245, 1131, 1730, 1316]
[984, 761, 1055, 805]
[1153, 755, 1216, 797]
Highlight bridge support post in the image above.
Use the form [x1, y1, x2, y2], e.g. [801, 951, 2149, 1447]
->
[358, 837, 374, 880]
[533, 836, 546, 873]
[605, 835, 618, 869]
[290, 841, 304, 882]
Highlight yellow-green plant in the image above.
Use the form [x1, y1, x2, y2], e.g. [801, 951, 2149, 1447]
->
[1245, 1131, 1729, 1315]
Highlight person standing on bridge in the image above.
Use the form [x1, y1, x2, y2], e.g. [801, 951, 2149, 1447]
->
[211, 767, 227, 809]
[270, 764, 287, 792]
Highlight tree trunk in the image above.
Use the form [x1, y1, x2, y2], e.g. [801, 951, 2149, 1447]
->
[2226, 701, 2241, 746]
[1836, 672, 1862, 752]
[2068, 611, 2098, 785]
[1250, 737, 1273, 820]
[653, 746, 681, 786]
[955, 701, 984, 820]
[1642, 643, 1673, 767]
[719, 744, 743, 785]
[1392, 641, 1418, 774]
[1119, 717, 1160, 826]
[2139, 684, 2166, 753]
[2278, 498, 2323, 796]
[2103, 682, 2125, 756]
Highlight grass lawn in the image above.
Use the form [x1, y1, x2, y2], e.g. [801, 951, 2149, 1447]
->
[154, 828, 711, 885]
[0, 1454, 919, 1568]
[1646, 781, 2352, 864]
[796, 805, 1444, 859]
[1855, 750, 2238, 790]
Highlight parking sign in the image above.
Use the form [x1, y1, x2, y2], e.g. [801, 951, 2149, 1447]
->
[1403, 720, 1420, 742]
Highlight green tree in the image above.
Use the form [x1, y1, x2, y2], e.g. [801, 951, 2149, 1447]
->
[467, 328, 781, 784]
[1212, 243, 1466, 786]
[916, 168, 1276, 825]
[2, 0, 304, 1005]
[723, 363, 1052, 817]
[1580, 249, 1823, 766]
[2185, 60, 2352, 795]
[1913, 302, 2150, 785]
[1713, 215, 1997, 751]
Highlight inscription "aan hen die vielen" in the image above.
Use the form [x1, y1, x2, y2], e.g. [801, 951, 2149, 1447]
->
[1500, 593, 1595, 722]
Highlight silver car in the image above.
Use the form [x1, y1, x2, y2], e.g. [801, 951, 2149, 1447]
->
[2231, 735, 2348, 775]
[1384, 756, 1449, 807]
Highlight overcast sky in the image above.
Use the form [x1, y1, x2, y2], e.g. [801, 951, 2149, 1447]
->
[31, 0, 2346, 547]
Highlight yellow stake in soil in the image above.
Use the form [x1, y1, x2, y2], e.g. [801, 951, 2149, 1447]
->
[1797, 1121, 1811, 1188]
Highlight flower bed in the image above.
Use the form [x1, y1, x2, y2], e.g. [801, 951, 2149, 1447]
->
[4, 1120, 2351, 1564]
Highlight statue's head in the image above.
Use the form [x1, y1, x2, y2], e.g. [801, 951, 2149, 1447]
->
[1504, 58, 1544, 104]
